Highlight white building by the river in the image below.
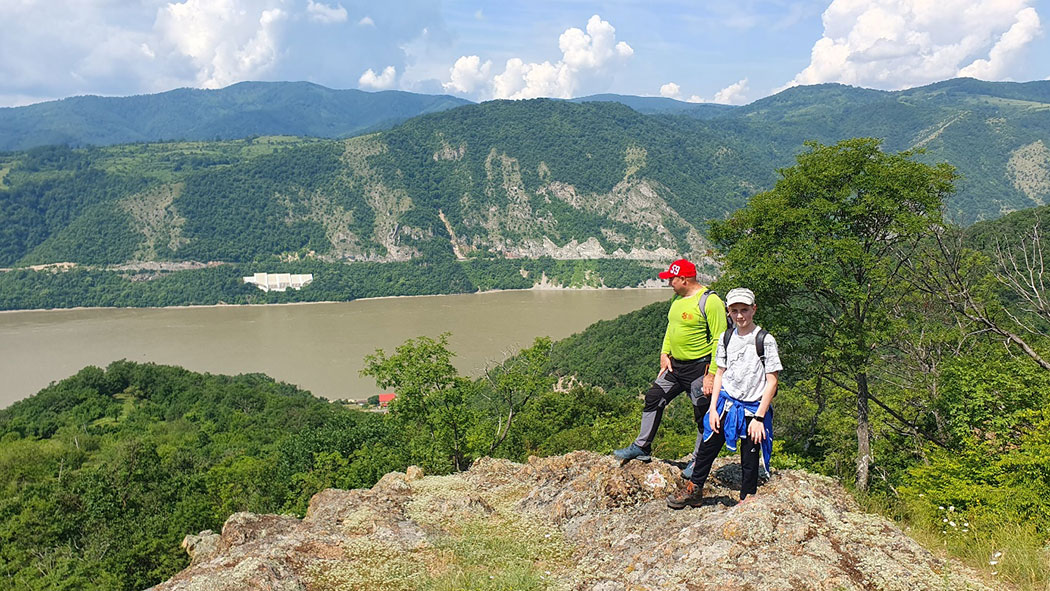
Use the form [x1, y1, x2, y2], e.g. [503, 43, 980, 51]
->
[243, 273, 313, 292]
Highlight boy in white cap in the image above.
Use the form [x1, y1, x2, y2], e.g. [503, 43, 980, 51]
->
[667, 287, 782, 509]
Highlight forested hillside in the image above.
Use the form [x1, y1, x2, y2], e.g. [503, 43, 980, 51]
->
[0, 79, 1048, 310]
[0, 81, 471, 151]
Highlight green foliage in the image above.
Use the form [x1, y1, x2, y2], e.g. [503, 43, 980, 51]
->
[362, 334, 479, 473]
[0, 258, 657, 311]
[711, 138, 956, 489]
[0, 361, 385, 591]
[0, 82, 471, 152]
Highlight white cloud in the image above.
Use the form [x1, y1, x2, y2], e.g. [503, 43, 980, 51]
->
[959, 7, 1041, 79]
[713, 78, 749, 104]
[444, 14, 633, 100]
[306, 0, 348, 24]
[156, 0, 289, 89]
[659, 82, 681, 98]
[786, 0, 1044, 90]
[0, 0, 449, 106]
[686, 95, 704, 103]
[443, 55, 492, 93]
[359, 65, 397, 89]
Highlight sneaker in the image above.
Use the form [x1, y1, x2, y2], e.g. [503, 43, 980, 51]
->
[667, 481, 704, 510]
[681, 460, 694, 479]
[612, 443, 651, 462]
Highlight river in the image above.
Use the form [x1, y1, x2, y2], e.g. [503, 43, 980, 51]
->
[0, 289, 668, 408]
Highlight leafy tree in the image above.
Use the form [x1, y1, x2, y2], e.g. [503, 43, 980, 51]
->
[361, 334, 479, 472]
[711, 138, 956, 490]
[477, 337, 556, 455]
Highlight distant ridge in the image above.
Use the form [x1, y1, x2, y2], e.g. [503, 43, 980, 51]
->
[0, 81, 474, 151]
[570, 93, 736, 118]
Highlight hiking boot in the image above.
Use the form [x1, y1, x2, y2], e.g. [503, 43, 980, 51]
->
[667, 481, 704, 510]
[681, 460, 694, 479]
[612, 443, 651, 462]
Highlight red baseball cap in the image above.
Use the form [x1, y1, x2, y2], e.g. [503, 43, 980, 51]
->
[658, 258, 696, 279]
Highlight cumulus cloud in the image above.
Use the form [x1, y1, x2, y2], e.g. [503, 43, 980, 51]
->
[359, 65, 397, 89]
[959, 7, 1042, 79]
[0, 0, 448, 106]
[713, 78, 749, 104]
[306, 0, 348, 24]
[659, 82, 681, 98]
[444, 14, 633, 100]
[786, 0, 1044, 90]
[443, 55, 492, 93]
[156, 0, 289, 89]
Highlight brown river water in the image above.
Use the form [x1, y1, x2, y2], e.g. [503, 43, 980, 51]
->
[0, 289, 668, 409]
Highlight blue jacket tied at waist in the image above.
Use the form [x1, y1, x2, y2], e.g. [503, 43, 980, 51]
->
[702, 389, 773, 472]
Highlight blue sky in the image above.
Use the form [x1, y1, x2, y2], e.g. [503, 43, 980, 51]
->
[1, 0, 1047, 107]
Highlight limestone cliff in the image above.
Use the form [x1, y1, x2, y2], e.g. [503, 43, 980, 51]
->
[149, 452, 999, 591]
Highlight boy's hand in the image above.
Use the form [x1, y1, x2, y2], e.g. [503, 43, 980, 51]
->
[748, 418, 765, 444]
[708, 409, 721, 433]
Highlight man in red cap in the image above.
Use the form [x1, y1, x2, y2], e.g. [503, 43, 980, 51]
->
[614, 258, 727, 466]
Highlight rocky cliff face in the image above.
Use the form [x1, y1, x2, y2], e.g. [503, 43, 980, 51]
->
[149, 452, 999, 591]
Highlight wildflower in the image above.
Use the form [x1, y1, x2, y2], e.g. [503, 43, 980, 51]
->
[948, 505, 955, 512]
[943, 518, 949, 523]
[938, 506, 945, 510]
[994, 551, 1003, 558]
[989, 560, 999, 566]
[949, 521, 957, 527]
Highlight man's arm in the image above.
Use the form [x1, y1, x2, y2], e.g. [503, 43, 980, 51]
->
[704, 293, 728, 374]
[660, 324, 673, 376]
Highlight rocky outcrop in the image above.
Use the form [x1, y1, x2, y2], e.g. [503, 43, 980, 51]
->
[149, 452, 1000, 591]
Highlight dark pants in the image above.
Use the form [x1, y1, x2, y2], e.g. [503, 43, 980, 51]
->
[632, 357, 710, 450]
[689, 412, 762, 499]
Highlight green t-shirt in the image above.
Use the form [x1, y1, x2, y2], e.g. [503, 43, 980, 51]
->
[661, 288, 727, 371]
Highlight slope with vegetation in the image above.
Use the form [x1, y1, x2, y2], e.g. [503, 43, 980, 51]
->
[4, 141, 1050, 587]
[0, 81, 471, 152]
[0, 79, 1048, 310]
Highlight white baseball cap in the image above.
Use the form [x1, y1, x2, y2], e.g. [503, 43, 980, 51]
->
[726, 287, 756, 306]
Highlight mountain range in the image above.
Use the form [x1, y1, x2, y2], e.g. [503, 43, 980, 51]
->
[0, 78, 1048, 270]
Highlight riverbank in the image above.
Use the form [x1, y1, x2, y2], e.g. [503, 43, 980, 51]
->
[0, 283, 668, 315]
[0, 257, 672, 313]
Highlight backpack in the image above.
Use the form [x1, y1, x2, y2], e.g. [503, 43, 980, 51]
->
[722, 327, 779, 396]
[697, 289, 733, 344]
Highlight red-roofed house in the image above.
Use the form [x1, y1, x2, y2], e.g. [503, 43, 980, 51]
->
[378, 393, 396, 408]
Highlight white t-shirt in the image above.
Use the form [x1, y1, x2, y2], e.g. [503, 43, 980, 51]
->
[715, 326, 783, 403]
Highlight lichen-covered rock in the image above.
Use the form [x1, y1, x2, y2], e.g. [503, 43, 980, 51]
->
[149, 452, 1003, 591]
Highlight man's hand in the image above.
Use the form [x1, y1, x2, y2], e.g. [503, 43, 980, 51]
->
[702, 372, 714, 396]
[658, 353, 672, 377]
[708, 408, 721, 434]
[748, 418, 766, 444]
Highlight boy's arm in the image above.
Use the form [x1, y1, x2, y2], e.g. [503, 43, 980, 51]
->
[708, 367, 726, 433]
[747, 371, 778, 443]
